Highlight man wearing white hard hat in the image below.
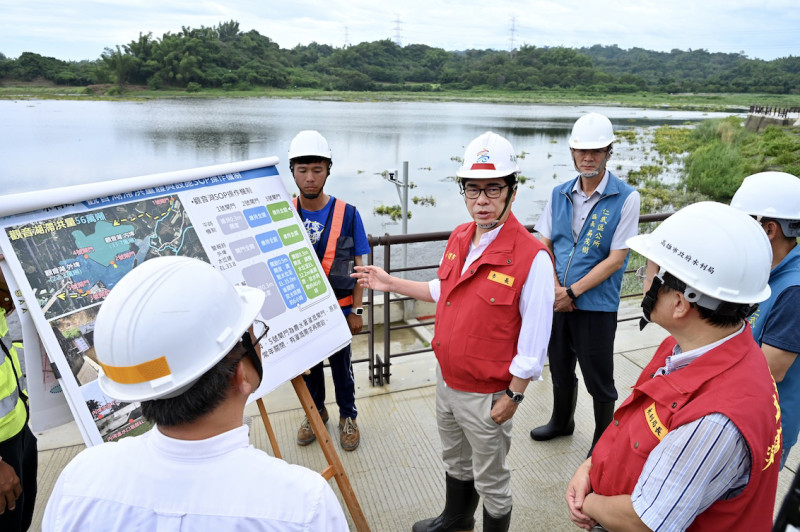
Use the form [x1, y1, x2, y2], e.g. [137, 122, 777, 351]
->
[288, 130, 369, 452]
[353, 132, 554, 531]
[731, 171, 800, 468]
[566, 202, 781, 531]
[531, 112, 640, 458]
[42, 257, 347, 531]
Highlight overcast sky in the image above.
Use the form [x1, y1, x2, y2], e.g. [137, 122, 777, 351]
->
[1, 0, 798, 62]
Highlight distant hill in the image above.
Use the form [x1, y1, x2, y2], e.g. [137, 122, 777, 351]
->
[2, 20, 799, 94]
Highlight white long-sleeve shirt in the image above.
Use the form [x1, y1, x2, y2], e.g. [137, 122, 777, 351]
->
[428, 223, 555, 381]
[43, 425, 348, 531]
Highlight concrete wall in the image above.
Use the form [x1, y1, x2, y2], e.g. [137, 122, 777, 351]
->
[744, 114, 793, 133]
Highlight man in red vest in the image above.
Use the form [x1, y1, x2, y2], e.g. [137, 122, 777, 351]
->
[353, 132, 554, 532]
[566, 202, 781, 531]
[288, 130, 370, 452]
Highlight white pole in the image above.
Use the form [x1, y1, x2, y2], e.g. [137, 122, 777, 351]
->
[401, 161, 413, 320]
[401, 161, 409, 272]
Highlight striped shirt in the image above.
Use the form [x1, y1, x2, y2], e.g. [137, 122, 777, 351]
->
[631, 325, 752, 531]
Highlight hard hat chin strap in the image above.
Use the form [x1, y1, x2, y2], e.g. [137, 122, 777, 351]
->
[639, 268, 759, 330]
[574, 149, 612, 179]
[476, 184, 516, 230]
[476, 221, 499, 230]
[239, 332, 264, 386]
[639, 271, 664, 331]
[298, 175, 329, 200]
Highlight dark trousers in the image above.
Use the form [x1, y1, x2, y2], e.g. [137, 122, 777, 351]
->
[548, 310, 618, 403]
[0, 424, 37, 532]
[302, 344, 357, 420]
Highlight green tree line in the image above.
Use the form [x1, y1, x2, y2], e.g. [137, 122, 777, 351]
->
[2, 20, 799, 94]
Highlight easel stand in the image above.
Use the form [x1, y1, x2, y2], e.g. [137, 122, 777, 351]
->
[255, 376, 370, 532]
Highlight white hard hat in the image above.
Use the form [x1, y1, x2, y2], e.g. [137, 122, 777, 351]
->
[288, 130, 332, 161]
[730, 172, 800, 236]
[569, 113, 615, 150]
[95, 256, 265, 402]
[626, 202, 772, 307]
[456, 131, 520, 179]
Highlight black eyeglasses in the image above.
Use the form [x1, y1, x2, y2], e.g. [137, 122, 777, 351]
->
[462, 184, 508, 199]
[252, 319, 269, 345]
[234, 320, 269, 383]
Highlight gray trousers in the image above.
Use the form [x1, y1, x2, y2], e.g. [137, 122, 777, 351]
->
[435, 365, 513, 516]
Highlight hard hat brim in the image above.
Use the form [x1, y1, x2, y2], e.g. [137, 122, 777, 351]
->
[456, 168, 518, 179]
[569, 138, 615, 150]
[97, 284, 266, 403]
[625, 218, 771, 306]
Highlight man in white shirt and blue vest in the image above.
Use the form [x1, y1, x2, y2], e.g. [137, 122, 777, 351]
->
[531, 113, 640, 457]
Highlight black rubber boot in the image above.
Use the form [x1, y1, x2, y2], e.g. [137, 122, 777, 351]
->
[412, 473, 479, 532]
[482, 505, 511, 532]
[530, 385, 577, 441]
[587, 399, 616, 457]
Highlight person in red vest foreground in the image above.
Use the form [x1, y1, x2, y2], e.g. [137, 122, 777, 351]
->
[289, 130, 370, 452]
[353, 132, 555, 532]
[566, 202, 781, 531]
[42, 257, 348, 531]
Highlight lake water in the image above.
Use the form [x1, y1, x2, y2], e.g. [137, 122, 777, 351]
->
[0, 98, 736, 237]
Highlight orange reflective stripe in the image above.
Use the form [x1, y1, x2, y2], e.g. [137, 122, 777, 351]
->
[293, 198, 350, 305]
[320, 200, 346, 277]
[98, 356, 172, 385]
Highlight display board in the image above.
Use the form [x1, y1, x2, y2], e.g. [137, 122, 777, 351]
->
[0, 260, 73, 434]
[0, 157, 351, 446]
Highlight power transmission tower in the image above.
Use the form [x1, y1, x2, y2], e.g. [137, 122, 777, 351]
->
[344, 26, 350, 48]
[509, 16, 517, 57]
[393, 15, 403, 47]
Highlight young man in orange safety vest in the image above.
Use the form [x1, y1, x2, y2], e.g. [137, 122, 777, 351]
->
[353, 132, 554, 532]
[289, 130, 370, 452]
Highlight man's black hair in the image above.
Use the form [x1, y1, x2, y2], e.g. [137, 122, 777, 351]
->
[141, 343, 250, 427]
[289, 155, 332, 173]
[659, 271, 756, 328]
[761, 217, 799, 243]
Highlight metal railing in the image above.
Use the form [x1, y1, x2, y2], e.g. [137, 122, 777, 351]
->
[360, 212, 672, 385]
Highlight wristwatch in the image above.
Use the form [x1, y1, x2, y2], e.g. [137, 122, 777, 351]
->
[353, 307, 364, 316]
[566, 286, 578, 300]
[505, 388, 524, 404]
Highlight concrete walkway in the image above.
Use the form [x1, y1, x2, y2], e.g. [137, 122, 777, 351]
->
[30, 315, 798, 531]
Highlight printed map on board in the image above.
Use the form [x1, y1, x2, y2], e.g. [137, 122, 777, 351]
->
[5, 195, 207, 320]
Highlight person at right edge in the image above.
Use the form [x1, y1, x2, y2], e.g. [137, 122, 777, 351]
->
[731, 171, 800, 468]
[566, 202, 781, 531]
[531, 112, 640, 456]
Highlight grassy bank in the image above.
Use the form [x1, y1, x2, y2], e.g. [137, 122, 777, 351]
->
[3, 83, 800, 112]
[625, 117, 800, 214]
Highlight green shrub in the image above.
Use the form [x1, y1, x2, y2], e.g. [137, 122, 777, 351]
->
[684, 141, 746, 201]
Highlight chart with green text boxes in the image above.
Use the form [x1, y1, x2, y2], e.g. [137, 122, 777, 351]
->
[233, 200, 328, 320]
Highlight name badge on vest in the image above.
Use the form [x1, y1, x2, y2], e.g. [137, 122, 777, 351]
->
[487, 270, 514, 287]
[645, 402, 668, 441]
